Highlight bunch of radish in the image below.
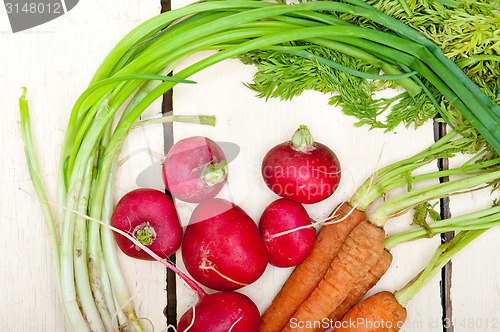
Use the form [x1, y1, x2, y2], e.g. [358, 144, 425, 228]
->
[259, 125, 342, 268]
[110, 190, 261, 331]
[111, 135, 233, 263]
[109, 125, 342, 330]
[111, 135, 269, 331]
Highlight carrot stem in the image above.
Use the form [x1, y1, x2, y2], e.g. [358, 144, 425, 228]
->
[385, 204, 500, 249]
[349, 130, 459, 210]
[369, 169, 500, 227]
[393, 230, 487, 307]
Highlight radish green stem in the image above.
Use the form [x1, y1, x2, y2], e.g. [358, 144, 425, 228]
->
[292, 125, 314, 151]
[203, 160, 229, 187]
[134, 223, 157, 246]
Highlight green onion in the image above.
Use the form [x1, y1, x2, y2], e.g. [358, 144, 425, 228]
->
[19, 1, 500, 330]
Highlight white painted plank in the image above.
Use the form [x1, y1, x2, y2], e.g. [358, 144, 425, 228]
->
[3, 0, 497, 330]
[170, 47, 443, 329]
[448, 155, 500, 332]
[0, 1, 167, 331]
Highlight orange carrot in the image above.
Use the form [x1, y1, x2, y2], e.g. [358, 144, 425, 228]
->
[331, 230, 489, 332]
[334, 291, 407, 332]
[283, 220, 386, 332]
[260, 202, 367, 332]
[315, 250, 393, 332]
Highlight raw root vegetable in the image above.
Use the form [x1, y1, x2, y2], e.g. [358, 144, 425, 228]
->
[334, 291, 407, 332]
[177, 292, 261, 332]
[262, 125, 341, 204]
[259, 198, 315, 268]
[283, 220, 386, 332]
[261, 202, 366, 332]
[109, 191, 261, 330]
[182, 198, 268, 291]
[319, 184, 500, 330]
[106, 198, 262, 332]
[263, 132, 500, 332]
[72, 193, 259, 332]
[316, 250, 393, 332]
[110, 188, 183, 260]
[335, 230, 489, 332]
[282, 167, 500, 331]
[162, 136, 228, 203]
[19, 0, 500, 329]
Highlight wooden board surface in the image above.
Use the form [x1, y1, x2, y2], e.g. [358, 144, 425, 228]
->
[0, 1, 166, 331]
[170, 50, 443, 330]
[1, 0, 499, 331]
[448, 157, 500, 332]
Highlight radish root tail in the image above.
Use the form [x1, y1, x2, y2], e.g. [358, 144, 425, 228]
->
[266, 168, 376, 240]
[228, 317, 243, 332]
[199, 263, 249, 287]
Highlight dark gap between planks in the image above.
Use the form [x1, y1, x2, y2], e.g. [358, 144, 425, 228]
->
[434, 120, 454, 332]
[158, 0, 456, 327]
[160, 0, 178, 327]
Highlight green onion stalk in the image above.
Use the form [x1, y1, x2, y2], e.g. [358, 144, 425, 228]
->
[19, 0, 500, 330]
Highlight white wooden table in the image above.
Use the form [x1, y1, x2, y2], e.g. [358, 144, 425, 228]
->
[1, 1, 499, 331]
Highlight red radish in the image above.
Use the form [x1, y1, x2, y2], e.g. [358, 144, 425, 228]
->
[261, 125, 341, 204]
[110, 188, 182, 260]
[259, 198, 316, 268]
[107, 208, 260, 331]
[177, 292, 261, 332]
[162, 136, 228, 203]
[182, 198, 268, 291]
